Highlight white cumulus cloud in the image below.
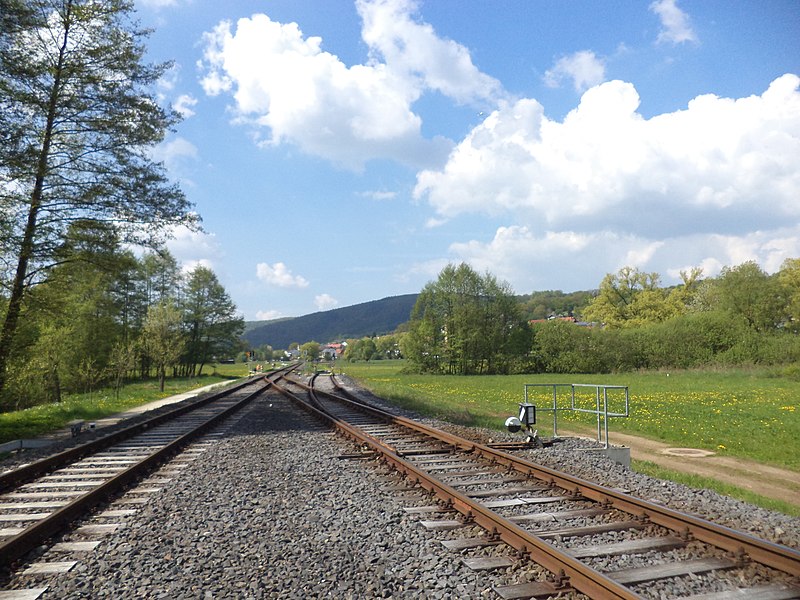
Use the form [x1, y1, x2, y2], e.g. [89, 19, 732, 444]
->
[150, 136, 198, 185]
[444, 224, 800, 292]
[415, 74, 800, 236]
[255, 309, 285, 321]
[543, 50, 606, 93]
[650, 0, 698, 45]
[173, 94, 198, 118]
[315, 293, 339, 311]
[415, 74, 800, 289]
[256, 262, 310, 288]
[166, 226, 220, 271]
[198, 0, 502, 169]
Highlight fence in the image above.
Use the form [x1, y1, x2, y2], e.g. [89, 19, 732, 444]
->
[523, 383, 630, 448]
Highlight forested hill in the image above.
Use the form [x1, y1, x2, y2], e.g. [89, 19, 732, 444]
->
[242, 294, 419, 349]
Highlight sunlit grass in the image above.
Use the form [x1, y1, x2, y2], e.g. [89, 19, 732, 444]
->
[0, 362, 248, 443]
[633, 460, 800, 517]
[333, 360, 800, 471]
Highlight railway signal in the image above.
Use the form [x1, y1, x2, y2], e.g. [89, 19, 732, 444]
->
[505, 402, 540, 445]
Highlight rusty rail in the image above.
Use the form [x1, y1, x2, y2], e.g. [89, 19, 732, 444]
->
[323, 375, 800, 578]
[0, 374, 278, 569]
[273, 373, 642, 599]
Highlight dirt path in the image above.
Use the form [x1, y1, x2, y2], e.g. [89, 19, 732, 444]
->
[557, 426, 800, 508]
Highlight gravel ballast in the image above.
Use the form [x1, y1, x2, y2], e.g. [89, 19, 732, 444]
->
[4, 379, 799, 599]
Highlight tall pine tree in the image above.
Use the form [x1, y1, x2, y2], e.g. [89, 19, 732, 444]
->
[0, 0, 197, 395]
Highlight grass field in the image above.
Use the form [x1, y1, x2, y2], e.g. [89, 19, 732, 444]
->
[0, 362, 249, 444]
[333, 360, 800, 471]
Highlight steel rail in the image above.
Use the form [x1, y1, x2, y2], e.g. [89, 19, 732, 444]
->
[0, 377, 272, 569]
[0, 377, 257, 494]
[272, 374, 643, 600]
[324, 374, 800, 579]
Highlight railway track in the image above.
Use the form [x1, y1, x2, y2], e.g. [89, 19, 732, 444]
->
[0, 370, 288, 587]
[273, 369, 800, 600]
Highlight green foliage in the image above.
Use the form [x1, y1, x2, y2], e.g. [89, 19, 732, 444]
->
[518, 290, 593, 320]
[299, 341, 321, 361]
[713, 261, 787, 332]
[530, 320, 609, 374]
[399, 260, 800, 377]
[0, 246, 242, 411]
[582, 266, 688, 328]
[141, 302, 185, 392]
[0, 374, 239, 444]
[0, 0, 197, 397]
[405, 263, 528, 375]
[182, 266, 244, 377]
[778, 258, 800, 333]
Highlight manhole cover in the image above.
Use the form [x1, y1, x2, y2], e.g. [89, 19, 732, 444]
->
[661, 447, 715, 458]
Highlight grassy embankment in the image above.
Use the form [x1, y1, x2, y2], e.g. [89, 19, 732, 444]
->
[334, 360, 800, 516]
[0, 362, 249, 444]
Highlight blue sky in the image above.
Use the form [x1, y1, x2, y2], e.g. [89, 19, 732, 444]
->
[135, 0, 800, 321]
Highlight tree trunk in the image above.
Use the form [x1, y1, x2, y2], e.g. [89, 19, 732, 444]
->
[0, 2, 71, 395]
[49, 366, 62, 404]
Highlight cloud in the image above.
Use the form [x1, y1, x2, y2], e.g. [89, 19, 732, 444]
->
[173, 94, 198, 118]
[650, 0, 698, 45]
[360, 189, 397, 201]
[356, 0, 503, 105]
[543, 50, 606, 93]
[255, 309, 285, 321]
[150, 136, 199, 187]
[151, 136, 198, 169]
[445, 224, 800, 292]
[198, 0, 502, 169]
[415, 74, 800, 236]
[414, 74, 800, 290]
[166, 226, 220, 271]
[256, 262, 310, 288]
[315, 293, 339, 311]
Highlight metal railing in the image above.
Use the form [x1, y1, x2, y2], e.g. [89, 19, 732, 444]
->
[524, 383, 630, 448]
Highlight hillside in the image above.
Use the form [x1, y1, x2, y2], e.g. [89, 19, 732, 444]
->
[242, 294, 418, 349]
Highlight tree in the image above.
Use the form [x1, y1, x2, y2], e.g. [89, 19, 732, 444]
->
[777, 258, 800, 333]
[582, 266, 681, 327]
[300, 341, 320, 361]
[344, 337, 378, 362]
[107, 340, 136, 399]
[140, 301, 184, 392]
[405, 263, 527, 374]
[0, 0, 197, 396]
[715, 262, 785, 332]
[181, 266, 243, 376]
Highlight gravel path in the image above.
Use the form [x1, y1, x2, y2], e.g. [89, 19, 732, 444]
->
[3, 380, 799, 599]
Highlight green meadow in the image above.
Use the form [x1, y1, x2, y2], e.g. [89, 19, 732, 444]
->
[334, 360, 799, 471]
[0, 362, 247, 444]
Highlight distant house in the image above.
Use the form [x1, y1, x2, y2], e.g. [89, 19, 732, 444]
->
[529, 315, 577, 325]
[321, 342, 346, 360]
